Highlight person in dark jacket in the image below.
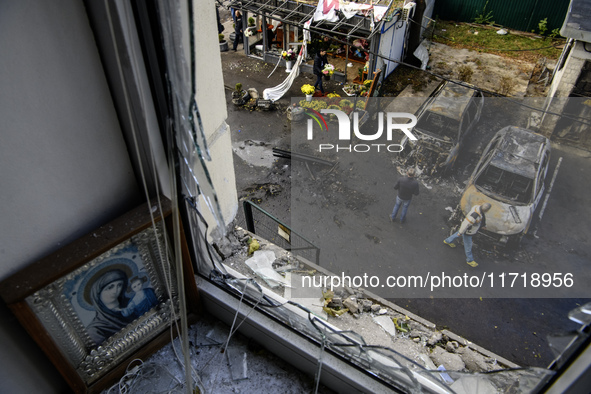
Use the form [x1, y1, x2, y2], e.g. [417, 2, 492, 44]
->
[233, 11, 243, 51]
[216, 6, 224, 35]
[390, 168, 420, 224]
[313, 49, 328, 94]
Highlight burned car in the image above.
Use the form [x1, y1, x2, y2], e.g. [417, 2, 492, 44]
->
[459, 126, 551, 246]
[400, 81, 484, 175]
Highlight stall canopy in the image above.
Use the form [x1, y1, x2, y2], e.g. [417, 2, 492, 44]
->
[230, 0, 402, 42]
[231, 0, 413, 98]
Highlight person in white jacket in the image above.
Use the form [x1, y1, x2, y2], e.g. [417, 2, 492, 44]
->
[443, 203, 491, 267]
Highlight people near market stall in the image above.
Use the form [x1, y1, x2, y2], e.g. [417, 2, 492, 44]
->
[313, 49, 328, 95]
[233, 11, 243, 51]
[216, 6, 224, 35]
[309, 35, 332, 57]
[351, 38, 370, 61]
[262, 23, 275, 50]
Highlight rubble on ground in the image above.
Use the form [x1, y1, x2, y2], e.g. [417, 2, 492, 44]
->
[213, 226, 511, 374]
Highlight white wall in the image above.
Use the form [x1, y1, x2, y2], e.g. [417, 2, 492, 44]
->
[0, 0, 239, 391]
[0, 0, 142, 391]
[193, 0, 239, 237]
[0, 0, 141, 281]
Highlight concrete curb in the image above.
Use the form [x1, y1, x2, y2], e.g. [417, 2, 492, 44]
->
[235, 226, 519, 369]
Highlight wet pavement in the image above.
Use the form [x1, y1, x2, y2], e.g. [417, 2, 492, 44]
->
[219, 44, 590, 369]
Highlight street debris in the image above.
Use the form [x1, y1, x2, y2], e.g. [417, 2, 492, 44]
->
[231, 84, 275, 111]
[272, 148, 335, 167]
[217, 227, 515, 376]
[245, 250, 289, 288]
[373, 315, 397, 336]
[247, 237, 260, 255]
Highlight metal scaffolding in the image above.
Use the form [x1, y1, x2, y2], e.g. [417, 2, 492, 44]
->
[230, 0, 398, 41]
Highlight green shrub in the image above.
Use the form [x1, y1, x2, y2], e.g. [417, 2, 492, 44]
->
[473, 1, 494, 25]
[538, 18, 548, 36]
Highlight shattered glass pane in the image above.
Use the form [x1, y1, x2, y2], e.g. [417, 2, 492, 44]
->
[568, 302, 591, 325]
[157, 0, 224, 231]
[115, 362, 186, 393]
[158, 0, 589, 391]
[226, 347, 248, 381]
[547, 331, 579, 359]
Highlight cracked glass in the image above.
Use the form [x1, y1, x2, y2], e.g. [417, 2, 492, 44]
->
[155, 1, 591, 392]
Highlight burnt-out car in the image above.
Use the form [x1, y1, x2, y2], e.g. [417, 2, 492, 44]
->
[400, 81, 484, 175]
[459, 126, 551, 246]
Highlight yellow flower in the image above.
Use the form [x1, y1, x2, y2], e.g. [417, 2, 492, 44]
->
[301, 84, 315, 95]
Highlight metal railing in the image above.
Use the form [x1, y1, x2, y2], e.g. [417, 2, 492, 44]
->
[242, 200, 320, 265]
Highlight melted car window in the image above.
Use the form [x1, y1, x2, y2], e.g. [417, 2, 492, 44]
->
[416, 111, 458, 140]
[475, 165, 533, 204]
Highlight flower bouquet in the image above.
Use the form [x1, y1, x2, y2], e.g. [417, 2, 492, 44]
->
[322, 63, 335, 76]
[301, 84, 315, 96]
[281, 48, 297, 61]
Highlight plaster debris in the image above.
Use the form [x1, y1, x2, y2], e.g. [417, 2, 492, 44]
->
[361, 299, 373, 312]
[431, 346, 466, 371]
[446, 340, 460, 353]
[458, 347, 491, 372]
[327, 297, 343, 309]
[224, 227, 515, 375]
[342, 297, 359, 314]
[373, 315, 397, 336]
[428, 331, 443, 346]
[245, 250, 289, 288]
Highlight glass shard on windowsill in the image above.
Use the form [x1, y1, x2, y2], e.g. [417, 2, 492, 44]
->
[226, 346, 248, 381]
[547, 331, 579, 359]
[204, 321, 230, 346]
[245, 250, 290, 288]
[568, 302, 591, 325]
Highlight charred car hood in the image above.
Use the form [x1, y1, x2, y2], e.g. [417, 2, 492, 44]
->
[410, 128, 454, 148]
[460, 185, 532, 235]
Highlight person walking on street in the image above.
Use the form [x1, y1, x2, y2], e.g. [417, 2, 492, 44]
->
[232, 11, 243, 51]
[390, 168, 419, 224]
[443, 203, 491, 267]
[313, 49, 328, 95]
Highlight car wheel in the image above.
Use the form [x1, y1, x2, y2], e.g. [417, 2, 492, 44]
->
[506, 234, 523, 249]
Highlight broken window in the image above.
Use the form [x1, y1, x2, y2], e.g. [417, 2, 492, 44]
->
[142, 3, 589, 394]
[475, 165, 533, 204]
[416, 111, 458, 141]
